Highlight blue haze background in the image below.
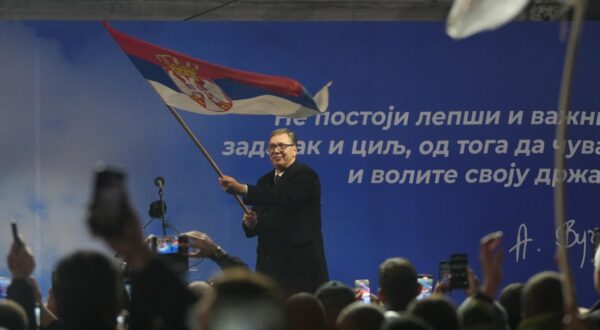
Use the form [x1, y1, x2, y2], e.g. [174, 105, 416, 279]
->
[0, 21, 599, 305]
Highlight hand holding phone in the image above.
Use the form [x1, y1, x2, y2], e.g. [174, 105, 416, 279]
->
[7, 224, 35, 279]
[87, 165, 149, 271]
[439, 254, 470, 292]
[179, 231, 217, 258]
[154, 236, 179, 254]
[87, 166, 142, 241]
[479, 231, 503, 296]
[151, 235, 189, 276]
[439, 261, 451, 292]
[354, 279, 371, 304]
[450, 253, 469, 290]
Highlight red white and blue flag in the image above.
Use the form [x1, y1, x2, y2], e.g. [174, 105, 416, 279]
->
[104, 22, 330, 118]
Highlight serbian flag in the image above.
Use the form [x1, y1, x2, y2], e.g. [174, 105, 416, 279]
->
[104, 22, 330, 118]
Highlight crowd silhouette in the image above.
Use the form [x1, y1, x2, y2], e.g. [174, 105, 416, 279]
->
[2, 167, 600, 330]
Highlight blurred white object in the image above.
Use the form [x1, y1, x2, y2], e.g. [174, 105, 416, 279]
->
[447, 0, 531, 39]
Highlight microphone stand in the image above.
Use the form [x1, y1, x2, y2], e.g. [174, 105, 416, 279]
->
[158, 185, 168, 236]
[143, 178, 180, 236]
[144, 177, 186, 278]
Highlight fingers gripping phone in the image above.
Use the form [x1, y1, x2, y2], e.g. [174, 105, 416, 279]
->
[439, 261, 451, 292]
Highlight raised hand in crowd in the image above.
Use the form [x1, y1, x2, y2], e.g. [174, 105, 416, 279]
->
[6, 238, 37, 330]
[432, 267, 480, 296]
[87, 167, 151, 271]
[465, 267, 481, 297]
[181, 231, 249, 270]
[7, 239, 54, 328]
[87, 167, 197, 330]
[7, 240, 35, 280]
[181, 231, 220, 258]
[102, 218, 151, 272]
[479, 231, 504, 298]
[564, 307, 593, 330]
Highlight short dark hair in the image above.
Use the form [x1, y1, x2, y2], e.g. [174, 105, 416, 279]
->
[337, 302, 385, 330]
[270, 128, 297, 145]
[458, 296, 509, 330]
[287, 293, 326, 330]
[499, 283, 524, 330]
[407, 296, 459, 330]
[521, 271, 563, 318]
[53, 251, 122, 330]
[378, 258, 419, 311]
[315, 280, 356, 329]
[207, 269, 286, 330]
[381, 315, 434, 330]
[211, 268, 283, 301]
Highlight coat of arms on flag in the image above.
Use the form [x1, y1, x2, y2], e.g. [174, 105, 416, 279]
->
[156, 54, 234, 113]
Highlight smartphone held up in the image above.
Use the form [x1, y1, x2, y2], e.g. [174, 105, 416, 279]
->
[149, 235, 189, 276]
[439, 253, 469, 292]
[150, 235, 189, 256]
[354, 279, 371, 304]
[87, 165, 134, 239]
[417, 274, 434, 300]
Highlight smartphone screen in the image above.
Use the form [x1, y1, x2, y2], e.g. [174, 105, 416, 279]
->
[152, 236, 189, 278]
[417, 274, 434, 300]
[0, 276, 10, 299]
[354, 279, 370, 304]
[156, 236, 179, 254]
[88, 168, 128, 238]
[450, 253, 469, 290]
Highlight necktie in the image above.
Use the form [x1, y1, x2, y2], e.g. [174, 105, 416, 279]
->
[274, 174, 281, 185]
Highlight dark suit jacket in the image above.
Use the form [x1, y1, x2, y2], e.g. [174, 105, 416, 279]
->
[243, 161, 329, 295]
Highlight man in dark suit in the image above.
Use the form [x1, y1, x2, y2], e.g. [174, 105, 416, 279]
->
[219, 128, 329, 295]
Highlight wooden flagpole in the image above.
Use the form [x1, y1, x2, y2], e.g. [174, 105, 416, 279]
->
[163, 104, 249, 213]
[554, 0, 587, 318]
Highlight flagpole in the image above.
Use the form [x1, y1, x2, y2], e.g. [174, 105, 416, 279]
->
[163, 104, 249, 213]
[554, 0, 587, 319]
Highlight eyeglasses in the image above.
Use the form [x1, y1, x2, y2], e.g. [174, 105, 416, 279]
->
[267, 143, 295, 153]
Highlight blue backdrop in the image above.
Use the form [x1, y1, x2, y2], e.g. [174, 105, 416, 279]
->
[0, 21, 599, 306]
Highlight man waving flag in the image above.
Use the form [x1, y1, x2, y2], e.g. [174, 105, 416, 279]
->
[104, 21, 330, 118]
[104, 22, 331, 212]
